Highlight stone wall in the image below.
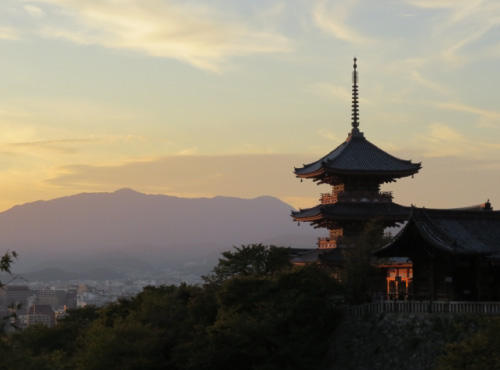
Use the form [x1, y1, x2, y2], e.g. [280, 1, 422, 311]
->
[322, 312, 481, 370]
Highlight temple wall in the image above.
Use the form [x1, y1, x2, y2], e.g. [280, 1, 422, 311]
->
[325, 312, 483, 370]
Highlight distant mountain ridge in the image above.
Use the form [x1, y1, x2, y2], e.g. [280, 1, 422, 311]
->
[0, 189, 321, 274]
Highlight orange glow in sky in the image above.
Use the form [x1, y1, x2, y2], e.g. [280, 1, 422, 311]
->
[1, 0, 500, 211]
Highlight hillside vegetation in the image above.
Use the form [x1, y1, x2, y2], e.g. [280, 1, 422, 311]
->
[2, 244, 499, 370]
[0, 244, 341, 370]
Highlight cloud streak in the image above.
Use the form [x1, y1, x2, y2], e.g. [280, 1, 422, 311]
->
[44, 154, 322, 208]
[311, 0, 374, 45]
[407, 0, 500, 66]
[417, 123, 500, 158]
[434, 101, 500, 127]
[409, 70, 454, 96]
[23, 4, 45, 18]
[1, 134, 151, 157]
[309, 82, 351, 102]
[27, 0, 293, 72]
[5, 138, 97, 154]
[0, 27, 18, 40]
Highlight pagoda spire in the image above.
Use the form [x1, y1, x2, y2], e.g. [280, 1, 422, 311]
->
[351, 57, 359, 131]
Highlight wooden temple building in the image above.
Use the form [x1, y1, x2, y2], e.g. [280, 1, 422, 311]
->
[291, 59, 500, 302]
[375, 205, 500, 301]
[291, 58, 421, 267]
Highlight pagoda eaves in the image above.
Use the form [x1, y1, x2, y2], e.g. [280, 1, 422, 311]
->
[292, 57, 421, 253]
[294, 129, 421, 185]
[292, 202, 411, 227]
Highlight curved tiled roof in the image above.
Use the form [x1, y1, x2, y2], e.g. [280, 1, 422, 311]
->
[289, 248, 345, 265]
[292, 202, 411, 222]
[295, 130, 421, 179]
[375, 207, 500, 256]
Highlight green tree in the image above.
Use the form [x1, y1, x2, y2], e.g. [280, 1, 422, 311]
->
[1, 245, 341, 370]
[76, 319, 166, 370]
[341, 219, 389, 304]
[437, 317, 500, 370]
[176, 265, 341, 370]
[2, 306, 100, 370]
[203, 243, 292, 285]
[0, 251, 18, 287]
[0, 251, 18, 335]
[74, 284, 210, 370]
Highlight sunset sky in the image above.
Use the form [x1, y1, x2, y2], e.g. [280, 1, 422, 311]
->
[1, 0, 500, 212]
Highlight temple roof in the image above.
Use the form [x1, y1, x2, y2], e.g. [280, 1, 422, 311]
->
[375, 205, 500, 257]
[294, 130, 421, 182]
[290, 248, 322, 265]
[292, 201, 411, 223]
[289, 248, 345, 265]
[295, 58, 421, 183]
[318, 247, 345, 264]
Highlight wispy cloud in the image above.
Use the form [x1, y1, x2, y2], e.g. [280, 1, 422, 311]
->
[257, 2, 286, 22]
[44, 154, 320, 204]
[407, 0, 500, 66]
[27, 0, 293, 72]
[0, 134, 152, 157]
[417, 123, 500, 158]
[6, 138, 96, 154]
[0, 27, 19, 40]
[0, 97, 144, 134]
[309, 82, 351, 102]
[434, 101, 500, 127]
[441, 21, 498, 66]
[409, 70, 454, 95]
[308, 82, 373, 106]
[317, 130, 338, 142]
[418, 123, 471, 157]
[406, 0, 472, 9]
[311, 0, 374, 45]
[23, 5, 45, 18]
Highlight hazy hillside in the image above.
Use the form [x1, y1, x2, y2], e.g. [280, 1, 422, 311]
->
[0, 189, 321, 273]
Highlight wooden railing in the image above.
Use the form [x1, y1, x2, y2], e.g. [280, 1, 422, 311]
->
[320, 193, 337, 204]
[317, 237, 337, 249]
[317, 236, 344, 249]
[349, 301, 500, 317]
[320, 191, 393, 204]
[338, 191, 393, 202]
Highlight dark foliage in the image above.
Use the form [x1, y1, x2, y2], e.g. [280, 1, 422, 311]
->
[437, 317, 500, 370]
[341, 219, 391, 304]
[0, 245, 341, 370]
[0, 251, 18, 337]
[0, 251, 17, 281]
[203, 243, 292, 285]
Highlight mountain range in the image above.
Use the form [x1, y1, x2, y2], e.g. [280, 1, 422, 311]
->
[0, 189, 321, 278]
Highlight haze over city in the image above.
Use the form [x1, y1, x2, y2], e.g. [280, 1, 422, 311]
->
[1, 0, 500, 212]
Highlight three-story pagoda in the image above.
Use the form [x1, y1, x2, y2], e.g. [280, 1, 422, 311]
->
[292, 58, 421, 259]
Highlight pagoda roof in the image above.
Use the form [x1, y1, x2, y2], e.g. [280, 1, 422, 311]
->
[318, 247, 345, 264]
[375, 204, 500, 257]
[289, 248, 345, 265]
[292, 201, 411, 223]
[290, 248, 322, 265]
[295, 129, 421, 181]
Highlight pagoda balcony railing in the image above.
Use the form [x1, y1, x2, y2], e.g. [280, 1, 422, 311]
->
[321, 191, 393, 204]
[317, 237, 345, 249]
[320, 193, 338, 204]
